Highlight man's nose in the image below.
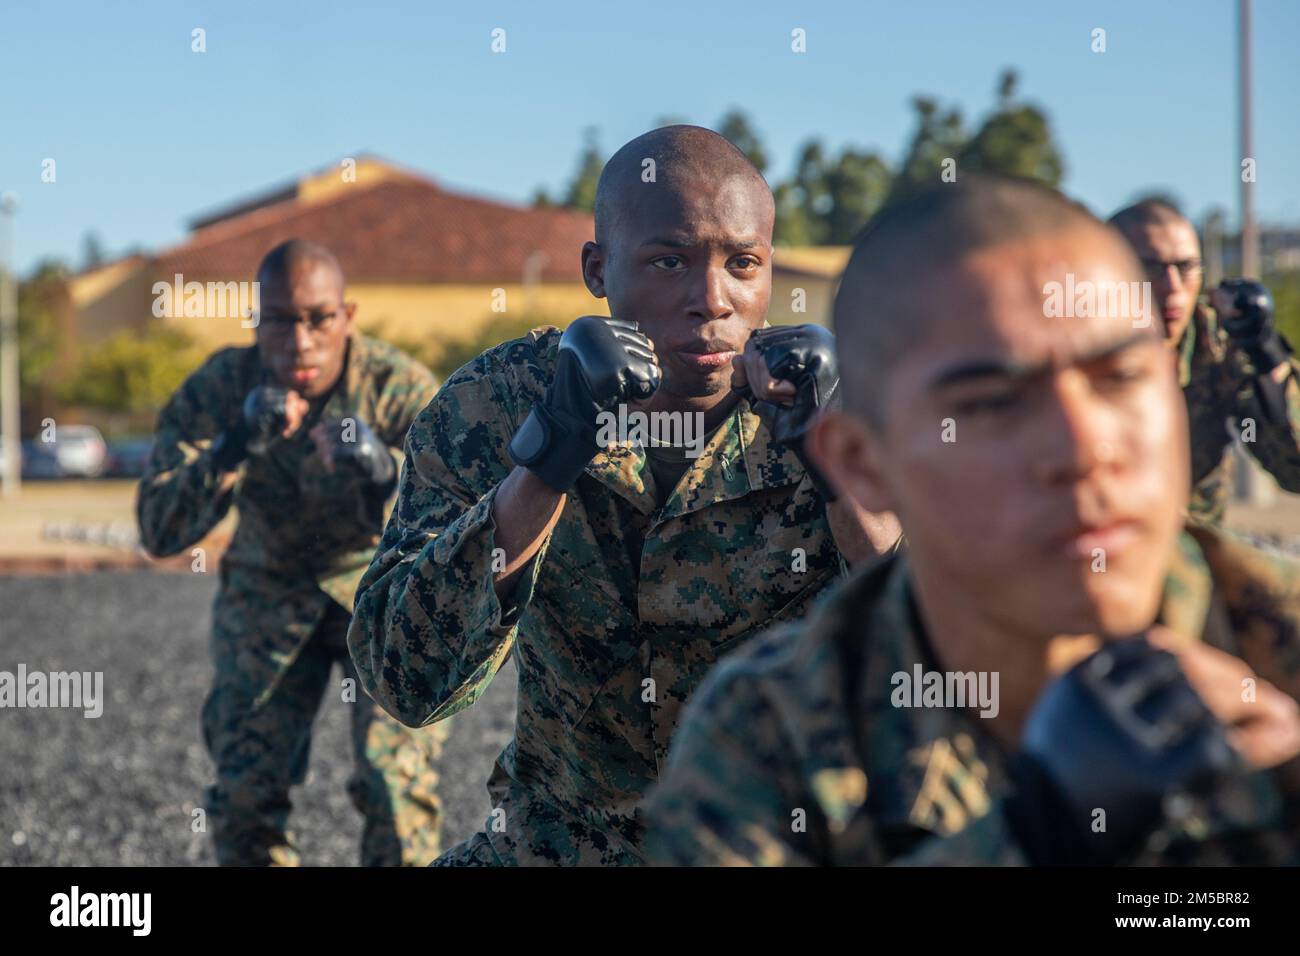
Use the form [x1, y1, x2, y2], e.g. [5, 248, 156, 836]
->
[291, 321, 313, 352]
[1031, 370, 1118, 485]
[686, 263, 733, 322]
[1155, 265, 1183, 299]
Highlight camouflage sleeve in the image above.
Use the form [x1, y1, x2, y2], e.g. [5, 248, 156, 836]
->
[1235, 357, 1300, 493]
[136, 358, 238, 558]
[646, 646, 1030, 867]
[643, 661, 818, 866]
[1195, 311, 1300, 492]
[890, 806, 1028, 865]
[347, 351, 539, 729]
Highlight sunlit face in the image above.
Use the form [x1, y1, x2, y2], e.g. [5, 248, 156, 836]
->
[1114, 218, 1204, 346]
[819, 228, 1188, 639]
[582, 173, 773, 406]
[254, 261, 355, 399]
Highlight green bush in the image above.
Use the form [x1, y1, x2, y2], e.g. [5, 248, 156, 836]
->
[61, 326, 203, 414]
[369, 313, 575, 382]
[1267, 271, 1300, 349]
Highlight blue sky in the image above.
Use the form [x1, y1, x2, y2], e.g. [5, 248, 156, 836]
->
[4, 0, 1298, 274]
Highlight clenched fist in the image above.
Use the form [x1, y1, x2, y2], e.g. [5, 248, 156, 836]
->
[732, 324, 839, 497]
[509, 316, 661, 492]
[212, 385, 310, 472]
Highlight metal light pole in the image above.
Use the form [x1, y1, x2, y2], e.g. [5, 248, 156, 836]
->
[0, 192, 20, 499]
[1239, 0, 1259, 278]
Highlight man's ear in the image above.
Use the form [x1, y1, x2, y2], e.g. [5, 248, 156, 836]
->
[805, 409, 896, 515]
[581, 241, 607, 299]
[342, 300, 357, 329]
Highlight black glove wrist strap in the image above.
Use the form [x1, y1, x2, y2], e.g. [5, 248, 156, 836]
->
[508, 403, 601, 493]
[211, 419, 251, 472]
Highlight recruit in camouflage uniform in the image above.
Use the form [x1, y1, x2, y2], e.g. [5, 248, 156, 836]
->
[347, 327, 843, 865]
[1181, 299, 1300, 523]
[137, 331, 446, 866]
[644, 524, 1300, 865]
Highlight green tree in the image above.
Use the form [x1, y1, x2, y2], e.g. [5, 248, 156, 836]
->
[13, 262, 67, 408]
[774, 141, 831, 245]
[885, 69, 1065, 205]
[821, 149, 893, 243]
[958, 71, 1064, 186]
[774, 141, 892, 245]
[717, 109, 769, 174]
[61, 325, 202, 415]
[562, 127, 605, 213]
[889, 97, 966, 200]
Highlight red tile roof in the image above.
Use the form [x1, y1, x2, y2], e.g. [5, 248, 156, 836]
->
[153, 177, 594, 285]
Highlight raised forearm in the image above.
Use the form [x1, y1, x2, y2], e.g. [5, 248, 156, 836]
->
[490, 466, 566, 600]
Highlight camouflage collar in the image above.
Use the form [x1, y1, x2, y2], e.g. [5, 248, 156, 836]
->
[800, 526, 1216, 842]
[316, 332, 372, 423]
[583, 398, 808, 518]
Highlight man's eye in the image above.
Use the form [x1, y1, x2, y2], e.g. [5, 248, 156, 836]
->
[954, 392, 1020, 416]
[652, 256, 685, 270]
[1100, 365, 1148, 388]
[730, 255, 759, 271]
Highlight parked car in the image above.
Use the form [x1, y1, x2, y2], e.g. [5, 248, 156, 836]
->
[17, 425, 109, 479]
[56, 425, 109, 477]
[104, 438, 154, 478]
[20, 440, 61, 479]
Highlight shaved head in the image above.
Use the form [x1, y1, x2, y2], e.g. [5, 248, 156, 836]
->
[1108, 198, 1188, 234]
[833, 175, 1132, 423]
[256, 239, 345, 296]
[593, 125, 772, 249]
[581, 125, 775, 411]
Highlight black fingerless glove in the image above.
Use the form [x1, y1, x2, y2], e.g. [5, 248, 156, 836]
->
[508, 316, 660, 493]
[320, 416, 396, 491]
[1220, 279, 1290, 373]
[211, 385, 290, 472]
[1006, 638, 1242, 866]
[735, 324, 840, 500]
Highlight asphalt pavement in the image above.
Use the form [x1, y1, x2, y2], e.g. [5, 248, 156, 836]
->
[0, 570, 517, 866]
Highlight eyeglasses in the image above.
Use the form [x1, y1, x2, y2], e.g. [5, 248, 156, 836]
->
[259, 310, 341, 335]
[1139, 258, 1203, 279]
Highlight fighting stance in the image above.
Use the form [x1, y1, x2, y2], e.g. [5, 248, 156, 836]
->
[138, 240, 446, 865]
[348, 126, 898, 865]
[646, 178, 1300, 865]
[1110, 199, 1300, 523]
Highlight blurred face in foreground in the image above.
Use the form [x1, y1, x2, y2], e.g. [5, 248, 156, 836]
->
[819, 226, 1189, 639]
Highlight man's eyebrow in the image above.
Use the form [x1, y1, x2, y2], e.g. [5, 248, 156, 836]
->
[637, 236, 767, 251]
[928, 331, 1159, 391]
[639, 236, 694, 249]
[262, 301, 335, 315]
[929, 358, 1033, 390]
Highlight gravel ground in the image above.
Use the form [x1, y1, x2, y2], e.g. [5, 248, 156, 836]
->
[0, 571, 517, 866]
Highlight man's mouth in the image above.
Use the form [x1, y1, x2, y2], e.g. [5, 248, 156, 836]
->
[674, 341, 738, 371]
[1049, 519, 1142, 560]
[287, 366, 320, 387]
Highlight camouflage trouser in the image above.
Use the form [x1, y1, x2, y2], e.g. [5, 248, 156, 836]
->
[201, 598, 447, 866]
